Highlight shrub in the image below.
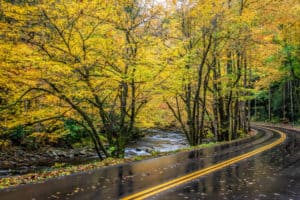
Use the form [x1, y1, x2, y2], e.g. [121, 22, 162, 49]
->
[0, 139, 12, 151]
[8, 125, 26, 145]
[237, 129, 246, 138]
[205, 130, 214, 139]
[63, 118, 88, 145]
[28, 132, 49, 146]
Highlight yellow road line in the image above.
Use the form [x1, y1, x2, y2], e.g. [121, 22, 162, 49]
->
[121, 127, 286, 200]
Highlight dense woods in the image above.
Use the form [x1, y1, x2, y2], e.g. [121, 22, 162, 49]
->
[0, 0, 299, 159]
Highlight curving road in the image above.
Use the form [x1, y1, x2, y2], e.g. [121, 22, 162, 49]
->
[144, 126, 299, 200]
[0, 126, 299, 200]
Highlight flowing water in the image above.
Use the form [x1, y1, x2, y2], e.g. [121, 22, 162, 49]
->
[125, 130, 188, 157]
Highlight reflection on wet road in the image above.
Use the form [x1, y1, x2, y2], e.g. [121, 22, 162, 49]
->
[149, 127, 299, 200]
[0, 126, 298, 200]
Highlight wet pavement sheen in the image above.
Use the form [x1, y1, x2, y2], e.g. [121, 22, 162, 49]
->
[0, 126, 299, 200]
[149, 127, 300, 200]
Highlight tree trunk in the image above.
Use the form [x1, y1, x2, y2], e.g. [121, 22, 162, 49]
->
[289, 80, 294, 124]
[268, 86, 271, 121]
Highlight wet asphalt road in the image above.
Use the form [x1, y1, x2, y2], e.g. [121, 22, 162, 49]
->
[0, 126, 299, 200]
[148, 126, 300, 200]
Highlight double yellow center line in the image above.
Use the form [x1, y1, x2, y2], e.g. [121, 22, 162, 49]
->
[121, 127, 286, 200]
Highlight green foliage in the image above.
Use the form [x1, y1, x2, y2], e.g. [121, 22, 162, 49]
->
[63, 119, 88, 144]
[150, 150, 160, 156]
[205, 130, 214, 139]
[107, 146, 117, 156]
[72, 137, 94, 148]
[8, 125, 26, 145]
[198, 142, 216, 148]
[134, 156, 144, 161]
[236, 129, 246, 138]
[52, 162, 68, 169]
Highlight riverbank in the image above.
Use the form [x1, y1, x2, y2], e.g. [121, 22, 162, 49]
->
[0, 146, 98, 177]
[0, 129, 256, 189]
[0, 129, 188, 177]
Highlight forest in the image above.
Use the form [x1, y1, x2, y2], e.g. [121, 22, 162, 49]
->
[0, 0, 299, 160]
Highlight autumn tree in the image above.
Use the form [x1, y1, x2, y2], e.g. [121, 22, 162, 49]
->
[0, 0, 163, 158]
[0, 0, 299, 155]
[160, 0, 299, 144]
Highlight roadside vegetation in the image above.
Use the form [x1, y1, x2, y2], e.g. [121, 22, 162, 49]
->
[0, 0, 299, 178]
